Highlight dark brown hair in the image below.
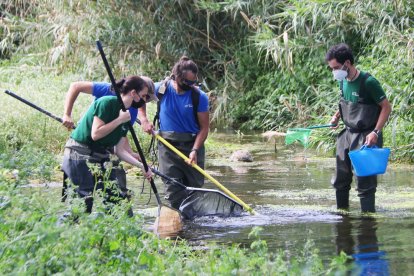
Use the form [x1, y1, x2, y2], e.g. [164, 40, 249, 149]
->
[171, 56, 198, 80]
[325, 43, 354, 65]
[113, 76, 146, 94]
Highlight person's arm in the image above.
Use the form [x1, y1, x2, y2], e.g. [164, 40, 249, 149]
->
[187, 111, 209, 165]
[329, 110, 341, 129]
[62, 81, 94, 129]
[138, 104, 154, 134]
[114, 137, 152, 179]
[124, 138, 141, 160]
[91, 110, 130, 141]
[365, 98, 392, 146]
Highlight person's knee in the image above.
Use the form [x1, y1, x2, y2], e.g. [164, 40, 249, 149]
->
[357, 177, 377, 198]
[114, 167, 127, 191]
[332, 179, 352, 191]
[331, 172, 352, 190]
[357, 187, 376, 198]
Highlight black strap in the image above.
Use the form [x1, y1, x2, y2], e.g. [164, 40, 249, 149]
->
[153, 77, 170, 129]
[190, 86, 200, 127]
[357, 72, 371, 104]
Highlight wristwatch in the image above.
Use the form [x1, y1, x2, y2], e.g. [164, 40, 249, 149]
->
[373, 129, 381, 135]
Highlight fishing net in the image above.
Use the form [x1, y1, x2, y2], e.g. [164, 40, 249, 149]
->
[285, 128, 312, 147]
[179, 188, 244, 220]
[151, 168, 244, 220]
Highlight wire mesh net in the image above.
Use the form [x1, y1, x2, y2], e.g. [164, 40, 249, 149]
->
[179, 189, 244, 219]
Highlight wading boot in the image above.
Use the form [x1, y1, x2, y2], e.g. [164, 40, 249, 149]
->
[336, 190, 350, 211]
[84, 197, 94, 213]
[360, 195, 376, 213]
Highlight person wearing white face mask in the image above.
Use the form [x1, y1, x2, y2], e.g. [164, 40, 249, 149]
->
[326, 43, 392, 213]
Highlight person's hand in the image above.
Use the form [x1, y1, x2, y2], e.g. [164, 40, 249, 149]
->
[118, 110, 131, 124]
[365, 131, 378, 146]
[141, 166, 153, 180]
[62, 114, 75, 130]
[187, 149, 198, 165]
[141, 120, 154, 134]
[329, 115, 340, 129]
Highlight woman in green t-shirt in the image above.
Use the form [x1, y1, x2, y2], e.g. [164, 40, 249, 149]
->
[62, 76, 153, 213]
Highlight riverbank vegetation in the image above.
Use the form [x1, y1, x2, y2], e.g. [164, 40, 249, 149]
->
[0, 0, 412, 273]
[1, 0, 413, 161]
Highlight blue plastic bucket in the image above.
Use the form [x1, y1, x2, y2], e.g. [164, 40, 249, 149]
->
[348, 145, 391, 177]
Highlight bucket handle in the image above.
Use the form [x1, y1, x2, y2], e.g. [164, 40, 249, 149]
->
[359, 145, 379, 151]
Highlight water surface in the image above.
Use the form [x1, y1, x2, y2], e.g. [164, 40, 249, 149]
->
[141, 132, 414, 275]
[35, 132, 413, 274]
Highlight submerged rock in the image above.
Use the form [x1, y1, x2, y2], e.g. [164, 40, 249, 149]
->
[229, 150, 253, 162]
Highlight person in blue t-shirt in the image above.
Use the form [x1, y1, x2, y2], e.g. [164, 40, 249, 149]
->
[62, 76, 158, 198]
[154, 56, 209, 209]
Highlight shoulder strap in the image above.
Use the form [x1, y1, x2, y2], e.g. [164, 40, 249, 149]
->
[357, 72, 371, 104]
[153, 78, 170, 128]
[340, 81, 344, 97]
[190, 87, 201, 127]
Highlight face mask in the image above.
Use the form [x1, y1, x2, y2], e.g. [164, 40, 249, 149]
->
[178, 82, 192, 91]
[131, 98, 145, 109]
[332, 64, 348, 81]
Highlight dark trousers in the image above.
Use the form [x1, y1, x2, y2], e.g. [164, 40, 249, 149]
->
[62, 139, 129, 214]
[331, 128, 383, 212]
[158, 140, 205, 209]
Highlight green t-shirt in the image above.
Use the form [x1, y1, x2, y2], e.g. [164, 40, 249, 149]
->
[71, 96, 129, 148]
[340, 71, 387, 104]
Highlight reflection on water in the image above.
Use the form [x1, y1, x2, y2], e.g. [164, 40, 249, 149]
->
[335, 216, 389, 275]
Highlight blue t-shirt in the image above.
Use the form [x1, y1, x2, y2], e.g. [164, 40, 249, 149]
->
[154, 81, 209, 134]
[92, 82, 138, 125]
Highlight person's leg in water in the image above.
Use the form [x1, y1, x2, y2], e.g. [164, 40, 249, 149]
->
[357, 132, 382, 213]
[158, 142, 189, 209]
[332, 129, 352, 210]
[357, 176, 377, 213]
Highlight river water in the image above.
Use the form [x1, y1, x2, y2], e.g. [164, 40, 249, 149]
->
[140, 132, 414, 275]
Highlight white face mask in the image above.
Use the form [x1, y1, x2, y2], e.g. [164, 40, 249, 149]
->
[332, 64, 348, 81]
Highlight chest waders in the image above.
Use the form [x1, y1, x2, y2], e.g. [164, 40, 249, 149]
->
[62, 139, 130, 214]
[157, 131, 205, 209]
[151, 79, 204, 209]
[150, 80, 251, 217]
[333, 73, 382, 212]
